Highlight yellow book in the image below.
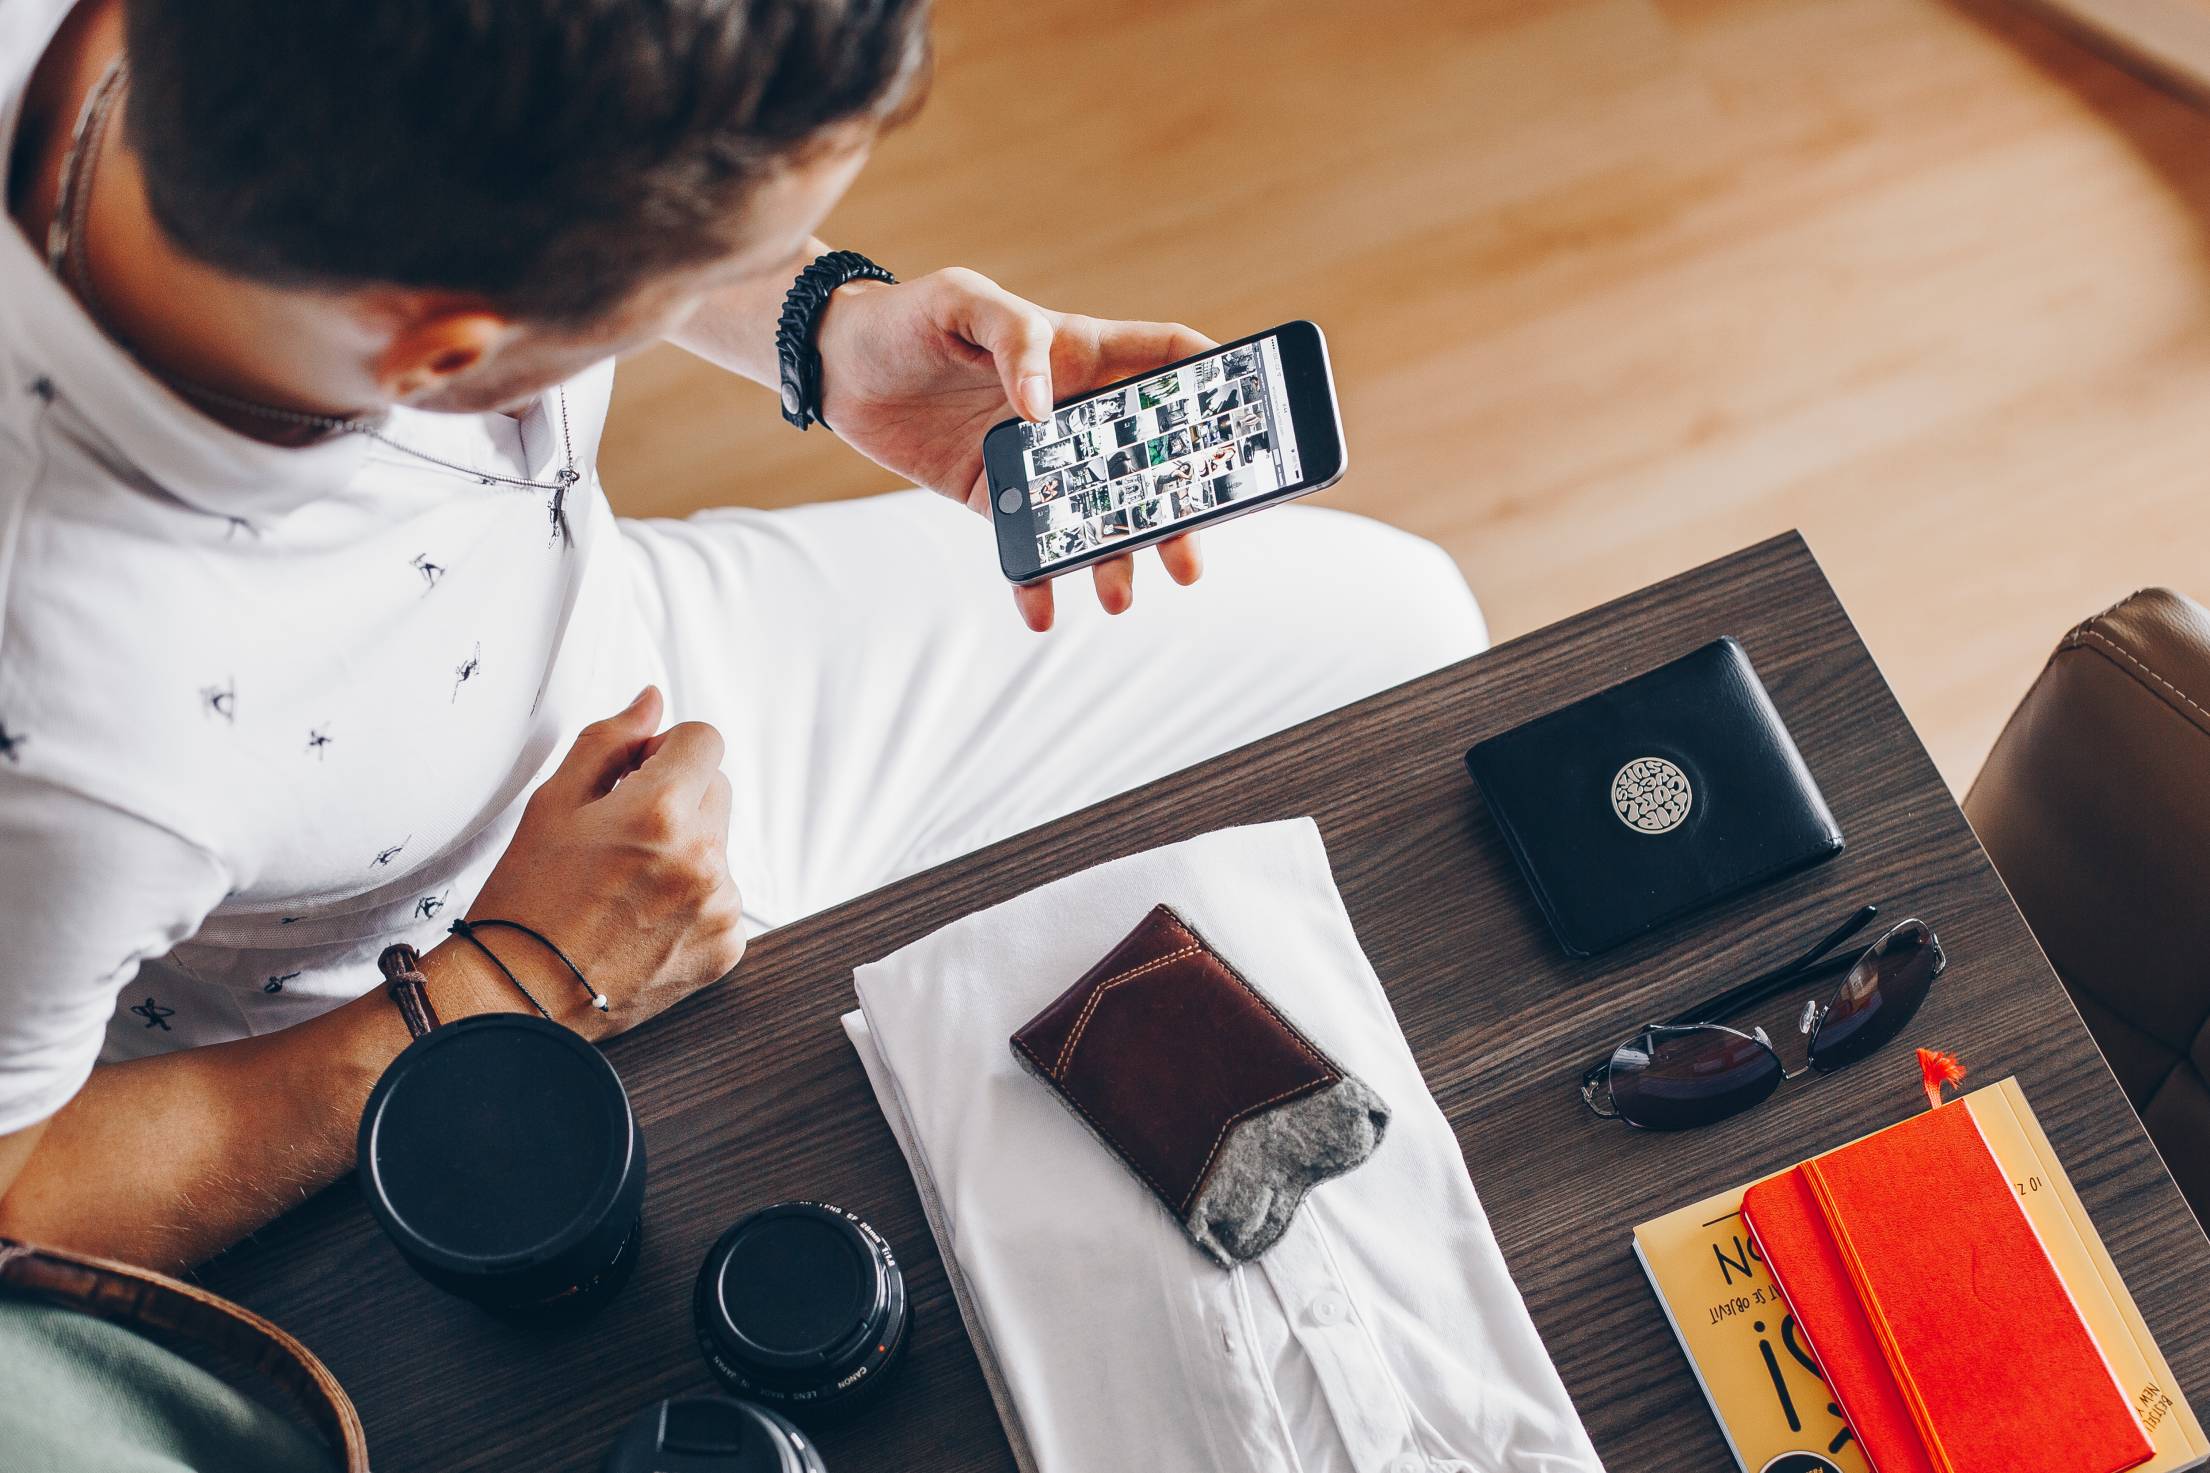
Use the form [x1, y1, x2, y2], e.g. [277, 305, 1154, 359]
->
[1632, 1077, 2206, 1473]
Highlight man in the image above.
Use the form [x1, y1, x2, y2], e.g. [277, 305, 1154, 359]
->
[0, 0, 1486, 1271]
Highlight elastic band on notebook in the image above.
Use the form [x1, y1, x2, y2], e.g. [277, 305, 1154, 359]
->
[1804, 1159, 1956, 1473]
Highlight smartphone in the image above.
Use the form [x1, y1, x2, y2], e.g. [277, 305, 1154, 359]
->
[985, 319, 1346, 585]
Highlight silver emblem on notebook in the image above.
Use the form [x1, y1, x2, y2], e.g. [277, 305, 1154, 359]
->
[1611, 757, 1692, 835]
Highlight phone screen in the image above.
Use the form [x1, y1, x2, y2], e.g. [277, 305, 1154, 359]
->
[1010, 333, 1307, 569]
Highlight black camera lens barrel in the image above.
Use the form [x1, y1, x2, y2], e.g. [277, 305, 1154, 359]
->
[357, 1013, 646, 1319]
[693, 1201, 909, 1417]
[602, 1396, 826, 1473]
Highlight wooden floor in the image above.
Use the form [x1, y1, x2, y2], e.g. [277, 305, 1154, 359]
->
[599, 0, 2210, 790]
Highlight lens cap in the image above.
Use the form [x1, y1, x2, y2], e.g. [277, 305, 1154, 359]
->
[693, 1201, 909, 1417]
[602, 1397, 825, 1473]
[358, 1013, 646, 1316]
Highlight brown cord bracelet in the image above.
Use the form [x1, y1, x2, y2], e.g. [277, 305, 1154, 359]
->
[375, 944, 442, 1040]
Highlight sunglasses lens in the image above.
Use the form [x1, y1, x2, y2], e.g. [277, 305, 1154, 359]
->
[1607, 1026, 1784, 1130]
[1807, 920, 1941, 1070]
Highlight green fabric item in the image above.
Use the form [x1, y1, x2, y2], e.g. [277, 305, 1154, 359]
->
[0, 1301, 338, 1473]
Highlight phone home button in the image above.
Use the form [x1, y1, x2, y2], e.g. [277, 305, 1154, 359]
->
[996, 488, 1023, 514]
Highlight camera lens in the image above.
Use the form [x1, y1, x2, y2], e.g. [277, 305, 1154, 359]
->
[693, 1201, 909, 1418]
[601, 1396, 825, 1473]
[358, 1014, 646, 1322]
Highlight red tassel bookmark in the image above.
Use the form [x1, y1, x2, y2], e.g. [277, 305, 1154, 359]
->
[1917, 1047, 1967, 1111]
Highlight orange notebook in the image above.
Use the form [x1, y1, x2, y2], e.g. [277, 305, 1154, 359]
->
[1741, 1101, 2154, 1473]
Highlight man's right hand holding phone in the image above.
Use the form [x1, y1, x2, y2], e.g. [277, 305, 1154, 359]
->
[806, 265, 1214, 631]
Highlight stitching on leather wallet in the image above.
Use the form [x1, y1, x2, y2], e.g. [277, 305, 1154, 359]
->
[1017, 1032, 1332, 1221]
[1155, 909, 1333, 1077]
[1148, 909, 1342, 1215]
[1052, 943, 1202, 1079]
[1019, 906, 1346, 1223]
[1176, 1075, 1335, 1218]
[1011, 1033, 1178, 1205]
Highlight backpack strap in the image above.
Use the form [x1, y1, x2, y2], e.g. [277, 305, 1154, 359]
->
[0, 1237, 368, 1472]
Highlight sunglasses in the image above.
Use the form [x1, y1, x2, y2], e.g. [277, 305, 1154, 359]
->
[1579, 906, 1946, 1130]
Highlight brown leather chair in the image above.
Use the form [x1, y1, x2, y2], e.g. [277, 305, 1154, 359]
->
[1966, 589, 2210, 1223]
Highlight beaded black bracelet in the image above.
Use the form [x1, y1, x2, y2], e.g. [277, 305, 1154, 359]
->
[775, 249, 896, 432]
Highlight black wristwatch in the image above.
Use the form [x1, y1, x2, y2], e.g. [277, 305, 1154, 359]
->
[775, 249, 896, 432]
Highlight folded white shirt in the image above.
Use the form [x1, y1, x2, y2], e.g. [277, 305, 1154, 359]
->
[844, 817, 1604, 1473]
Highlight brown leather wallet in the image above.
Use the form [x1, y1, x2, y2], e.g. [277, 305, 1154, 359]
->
[1010, 903, 1389, 1266]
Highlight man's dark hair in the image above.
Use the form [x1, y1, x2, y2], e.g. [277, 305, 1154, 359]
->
[123, 0, 932, 322]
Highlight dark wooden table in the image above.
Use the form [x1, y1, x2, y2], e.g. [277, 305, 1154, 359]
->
[203, 533, 2210, 1471]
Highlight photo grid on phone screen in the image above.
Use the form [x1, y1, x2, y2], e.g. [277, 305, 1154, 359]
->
[1013, 334, 1306, 566]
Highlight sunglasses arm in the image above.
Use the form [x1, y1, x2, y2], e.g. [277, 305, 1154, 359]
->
[1578, 905, 1880, 1085]
[1659, 947, 1862, 1032]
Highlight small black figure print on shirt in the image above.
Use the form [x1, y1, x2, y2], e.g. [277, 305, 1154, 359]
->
[411, 553, 445, 591]
[306, 725, 333, 759]
[373, 835, 410, 868]
[414, 889, 449, 921]
[279, 916, 302, 925]
[0, 721, 24, 764]
[200, 678, 237, 723]
[28, 375, 56, 402]
[264, 971, 300, 994]
[452, 642, 481, 702]
[224, 517, 260, 541]
[130, 997, 174, 1030]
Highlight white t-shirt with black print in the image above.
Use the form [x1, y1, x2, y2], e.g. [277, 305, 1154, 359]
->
[0, 0, 660, 1132]
[0, 0, 1500, 1146]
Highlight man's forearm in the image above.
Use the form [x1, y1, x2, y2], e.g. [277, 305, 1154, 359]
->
[0, 944, 528, 1272]
[664, 235, 831, 383]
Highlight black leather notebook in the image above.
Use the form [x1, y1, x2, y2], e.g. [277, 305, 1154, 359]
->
[1464, 637, 1843, 956]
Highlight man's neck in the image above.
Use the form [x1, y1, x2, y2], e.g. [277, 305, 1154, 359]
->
[10, 3, 390, 445]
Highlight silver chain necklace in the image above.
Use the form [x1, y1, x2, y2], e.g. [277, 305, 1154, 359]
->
[46, 55, 581, 522]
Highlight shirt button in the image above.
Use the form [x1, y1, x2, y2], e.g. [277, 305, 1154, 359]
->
[1311, 1290, 1348, 1326]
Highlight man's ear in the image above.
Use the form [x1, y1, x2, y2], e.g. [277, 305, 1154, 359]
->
[372, 304, 515, 403]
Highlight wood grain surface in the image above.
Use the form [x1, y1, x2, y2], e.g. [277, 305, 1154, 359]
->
[596, 0, 2210, 793]
[200, 535, 2210, 1472]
